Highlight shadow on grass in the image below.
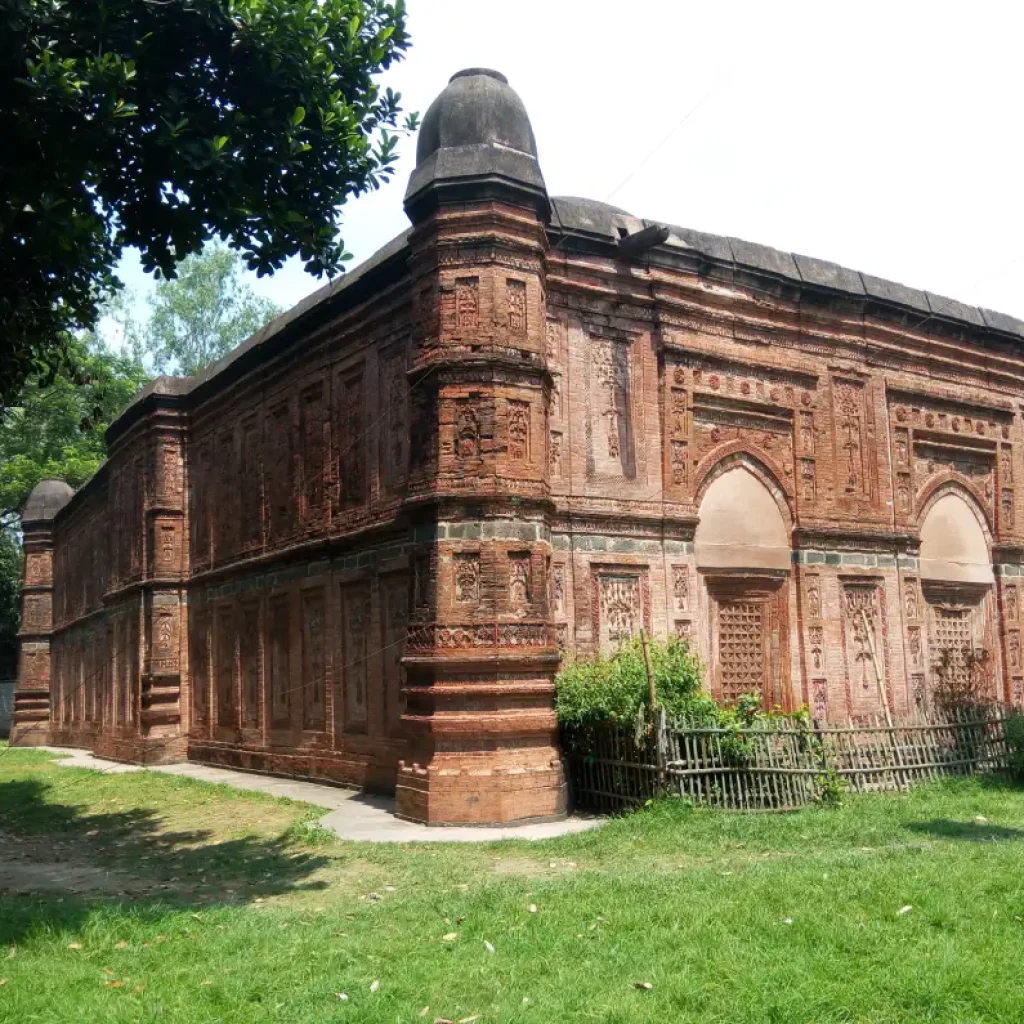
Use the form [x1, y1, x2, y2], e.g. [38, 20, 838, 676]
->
[0, 777, 330, 944]
[903, 818, 1024, 842]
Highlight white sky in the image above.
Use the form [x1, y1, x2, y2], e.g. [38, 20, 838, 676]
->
[116, 0, 1024, 325]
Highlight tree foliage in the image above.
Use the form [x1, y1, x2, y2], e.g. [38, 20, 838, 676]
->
[0, 332, 150, 677]
[143, 244, 282, 376]
[0, 335, 150, 526]
[1, 0, 413, 412]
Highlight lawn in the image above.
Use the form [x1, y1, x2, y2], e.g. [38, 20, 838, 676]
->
[1, 743, 1023, 1023]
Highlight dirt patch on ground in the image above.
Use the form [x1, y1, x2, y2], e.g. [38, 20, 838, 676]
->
[0, 833, 143, 895]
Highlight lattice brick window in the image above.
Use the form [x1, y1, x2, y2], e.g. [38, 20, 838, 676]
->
[931, 608, 973, 689]
[718, 600, 765, 703]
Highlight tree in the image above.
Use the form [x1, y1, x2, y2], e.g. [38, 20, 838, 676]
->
[144, 244, 282, 376]
[1, 0, 414, 412]
[0, 333, 150, 673]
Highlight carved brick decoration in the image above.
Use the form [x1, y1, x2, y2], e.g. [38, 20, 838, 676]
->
[841, 581, 887, 704]
[594, 571, 648, 655]
[453, 553, 480, 604]
[904, 578, 920, 621]
[190, 610, 210, 728]
[380, 576, 409, 735]
[813, 678, 828, 719]
[269, 598, 290, 727]
[336, 371, 365, 510]
[833, 379, 869, 497]
[929, 605, 976, 693]
[215, 427, 237, 561]
[451, 276, 479, 330]
[799, 411, 815, 455]
[509, 552, 532, 609]
[1009, 630, 1022, 671]
[240, 419, 263, 549]
[809, 626, 824, 672]
[717, 600, 766, 704]
[805, 575, 822, 621]
[302, 591, 326, 731]
[216, 605, 236, 728]
[381, 353, 408, 491]
[507, 278, 527, 333]
[340, 583, 369, 733]
[301, 384, 326, 525]
[151, 608, 178, 676]
[672, 565, 689, 612]
[507, 400, 530, 461]
[588, 337, 633, 477]
[268, 404, 294, 542]
[552, 563, 566, 616]
[907, 626, 922, 668]
[240, 602, 261, 729]
[455, 398, 481, 459]
[1006, 585, 1019, 623]
[549, 431, 563, 476]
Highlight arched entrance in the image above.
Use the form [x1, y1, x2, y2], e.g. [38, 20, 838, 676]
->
[695, 464, 792, 708]
[918, 490, 995, 706]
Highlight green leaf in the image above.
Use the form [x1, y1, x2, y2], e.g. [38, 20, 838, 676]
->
[292, 106, 306, 126]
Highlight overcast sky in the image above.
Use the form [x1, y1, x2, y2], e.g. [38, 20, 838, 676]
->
[117, 0, 1024, 324]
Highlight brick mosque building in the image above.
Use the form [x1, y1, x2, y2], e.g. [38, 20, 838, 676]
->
[13, 69, 1024, 824]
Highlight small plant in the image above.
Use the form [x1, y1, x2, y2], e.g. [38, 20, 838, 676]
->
[555, 636, 710, 728]
[1005, 710, 1024, 782]
[812, 768, 848, 808]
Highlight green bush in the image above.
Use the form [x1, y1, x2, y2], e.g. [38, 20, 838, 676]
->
[1005, 710, 1024, 782]
[555, 636, 713, 727]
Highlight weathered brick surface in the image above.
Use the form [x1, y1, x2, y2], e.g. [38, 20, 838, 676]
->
[16, 68, 1024, 821]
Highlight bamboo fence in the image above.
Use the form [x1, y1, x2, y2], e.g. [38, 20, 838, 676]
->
[563, 707, 1014, 813]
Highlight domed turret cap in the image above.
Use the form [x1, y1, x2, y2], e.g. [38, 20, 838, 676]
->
[21, 478, 75, 524]
[405, 69, 548, 214]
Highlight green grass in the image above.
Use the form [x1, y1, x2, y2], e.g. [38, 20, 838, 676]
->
[2, 750, 1024, 1023]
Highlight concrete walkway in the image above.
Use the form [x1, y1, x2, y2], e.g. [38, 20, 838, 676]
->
[40, 747, 601, 843]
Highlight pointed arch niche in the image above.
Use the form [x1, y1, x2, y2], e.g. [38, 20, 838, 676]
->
[917, 490, 997, 707]
[694, 463, 792, 709]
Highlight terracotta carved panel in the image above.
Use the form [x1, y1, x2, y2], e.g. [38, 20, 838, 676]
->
[151, 607, 178, 676]
[507, 400, 530, 461]
[240, 419, 263, 549]
[336, 370, 365, 510]
[587, 337, 634, 479]
[216, 605, 236, 728]
[240, 602, 262, 729]
[269, 598, 291, 727]
[380, 575, 409, 735]
[268, 403, 294, 542]
[509, 552, 533, 611]
[591, 568, 650, 655]
[300, 383, 326, 525]
[380, 352, 408, 491]
[453, 553, 480, 604]
[190, 610, 210, 728]
[833, 379, 869, 497]
[507, 278, 527, 333]
[340, 583, 370, 733]
[302, 590, 326, 731]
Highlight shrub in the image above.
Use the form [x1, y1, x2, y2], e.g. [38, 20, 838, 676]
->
[1005, 710, 1024, 782]
[555, 636, 712, 728]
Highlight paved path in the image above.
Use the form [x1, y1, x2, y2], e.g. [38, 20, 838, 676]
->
[40, 747, 601, 843]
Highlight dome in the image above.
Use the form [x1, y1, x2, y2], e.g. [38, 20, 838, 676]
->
[405, 68, 547, 213]
[22, 478, 75, 524]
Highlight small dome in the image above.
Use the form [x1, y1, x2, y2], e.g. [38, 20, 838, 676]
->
[405, 68, 547, 212]
[22, 478, 75, 523]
